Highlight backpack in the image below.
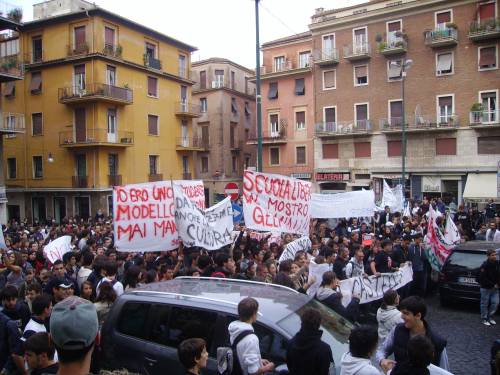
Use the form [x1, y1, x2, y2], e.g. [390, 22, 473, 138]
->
[217, 330, 254, 375]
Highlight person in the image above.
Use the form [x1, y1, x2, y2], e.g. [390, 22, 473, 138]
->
[49, 296, 99, 375]
[376, 289, 402, 343]
[177, 338, 208, 375]
[77, 252, 94, 289]
[475, 224, 488, 241]
[24, 332, 59, 375]
[376, 296, 449, 374]
[486, 222, 500, 242]
[1, 284, 31, 330]
[22, 294, 52, 340]
[96, 261, 124, 297]
[408, 233, 428, 297]
[94, 282, 117, 329]
[345, 248, 365, 278]
[0, 308, 23, 375]
[333, 248, 349, 280]
[286, 307, 333, 375]
[477, 249, 500, 326]
[228, 297, 275, 375]
[316, 271, 360, 322]
[340, 325, 380, 375]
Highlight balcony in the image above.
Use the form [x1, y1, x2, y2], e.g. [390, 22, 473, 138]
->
[312, 49, 339, 66]
[468, 18, 500, 42]
[58, 83, 133, 105]
[380, 115, 459, 133]
[67, 43, 89, 57]
[0, 3, 23, 29]
[72, 176, 88, 188]
[230, 140, 244, 151]
[259, 57, 312, 79]
[424, 28, 458, 48]
[247, 125, 287, 144]
[315, 120, 373, 137]
[0, 54, 23, 82]
[143, 54, 162, 70]
[0, 112, 24, 134]
[108, 175, 122, 187]
[182, 172, 192, 180]
[344, 43, 371, 61]
[378, 34, 408, 56]
[24, 50, 44, 64]
[102, 43, 123, 58]
[470, 110, 500, 127]
[59, 129, 134, 148]
[176, 137, 208, 151]
[148, 173, 163, 182]
[174, 101, 200, 118]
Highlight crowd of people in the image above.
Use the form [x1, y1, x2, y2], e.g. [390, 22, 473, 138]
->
[0, 197, 497, 374]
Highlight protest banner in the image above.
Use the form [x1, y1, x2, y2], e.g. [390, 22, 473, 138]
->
[242, 170, 312, 236]
[424, 205, 454, 271]
[278, 236, 312, 263]
[43, 236, 72, 264]
[173, 185, 233, 250]
[310, 190, 376, 218]
[379, 180, 404, 213]
[444, 213, 461, 245]
[113, 180, 204, 252]
[339, 263, 413, 307]
[307, 260, 331, 297]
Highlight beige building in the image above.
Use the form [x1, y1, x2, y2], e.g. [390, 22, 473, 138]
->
[191, 58, 256, 205]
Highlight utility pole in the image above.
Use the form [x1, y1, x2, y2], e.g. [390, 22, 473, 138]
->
[255, 0, 263, 172]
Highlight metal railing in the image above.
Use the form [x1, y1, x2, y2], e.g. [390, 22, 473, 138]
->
[248, 125, 287, 141]
[182, 172, 192, 180]
[108, 175, 122, 186]
[378, 34, 407, 52]
[102, 43, 122, 58]
[67, 43, 89, 57]
[72, 176, 88, 188]
[469, 18, 500, 37]
[424, 28, 458, 44]
[344, 43, 371, 58]
[59, 128, 134, 146]
[0, 54, 23, 78]
[175, 101, 200, 115]
[143, 54, 162, 70]
[24, 50, 44, 64]
[148, 173, 163, 182]
[0, 112, 24, 132]
[260, 56, 312, 74]
[315, 120, 372, 135]
[312, 48, 339, 64]
[380, 115, 459, 130]
[470, 110, 500, 125]
[176, 137, 208, 149]
[58, 83, 133, 103]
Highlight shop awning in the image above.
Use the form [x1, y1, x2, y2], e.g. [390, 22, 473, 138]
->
[463, 173, 497, 201]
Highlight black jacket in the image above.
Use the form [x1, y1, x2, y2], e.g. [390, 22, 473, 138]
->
[478, 260, 500, 289]
[286, 328, 333, 375]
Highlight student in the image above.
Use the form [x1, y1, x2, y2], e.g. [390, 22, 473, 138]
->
[376, 289, 403, 343]
[340, 325, 380, 375]
[315, 271, 360, 322]
[177, 338, 208, 375]
[24, 332, 59, 375]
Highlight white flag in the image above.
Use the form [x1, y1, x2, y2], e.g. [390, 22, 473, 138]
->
[380, 180, 403, 212]
[403, 201, 411, 218]
[444, 213, 461, 245]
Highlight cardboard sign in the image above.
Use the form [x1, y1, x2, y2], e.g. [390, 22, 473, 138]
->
[242, 170, 312, 236]
[310, 190, 376, 218]
[43, 236, 72, 264]
[113, 180, 204, 252]
[173, 185, 233, 250]
[278, 236, 312, 263]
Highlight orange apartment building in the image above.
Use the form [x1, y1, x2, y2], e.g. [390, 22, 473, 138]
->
[309, 0, 500, 203]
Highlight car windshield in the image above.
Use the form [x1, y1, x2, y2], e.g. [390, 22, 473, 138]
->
[448, 251, 486, 269]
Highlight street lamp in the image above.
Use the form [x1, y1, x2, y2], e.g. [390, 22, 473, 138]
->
[254, 0, 263, 172]
[390, 58, 413, 195]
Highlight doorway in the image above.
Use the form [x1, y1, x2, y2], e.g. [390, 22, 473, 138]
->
[74, 196, 90, 220]
[32, 197, 46, 223]
[53, 197, 66, 224]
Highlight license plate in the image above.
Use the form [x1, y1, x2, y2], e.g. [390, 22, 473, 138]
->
[458, 277, 477, 284]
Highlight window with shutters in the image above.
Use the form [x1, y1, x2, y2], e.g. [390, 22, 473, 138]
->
[270, 147, 280, 166]
[295, 111, 306, 130]
[232, 156, 238, 173]
[389, 100, 403, 125]
[32, 36, 43, 63]
[269, 113, 279, 135]
[437, 95, 454, 123]
[478, 1, 496, 22]
[148, 115, 159, 135]
[73, 26, 86, 51]
[149, 155, 158, 175]
[32, 113, 43, 136]
[33, 156, 43, 179]
[3, 81, 15, 98]
[147, 76, 158, 97]
[355, 104, 369, 128]
[478, 46, 497, 70]
[231, 97, 238, 114]
[435, 10, 452, 29]
[478, 136, 500, 154]
[387, 59, 403, 81]
[480, 91, 498, 123]
[201, 126, 209, 147]
[436, 138, 456, 155]
[274, 56, 285, 72]
[322, 143, 338, 159]
[323, 70, 336, 90]
[354, 142, 371, 158]
[354, 65, 368, 86]
[199, 71, 206, 89]
[436, 52, 453, 75]
[200, 98, 207, 113]
[7, 158, 16, 179]
[104, 27, 115, 49]
[201, 156, 209, 173]
[299, 51, 311, 68]
[296, 146, 306, 165]
[387, 140, 402, 157]
[268, 82, 278, 99]
[30, 71, 42, 94]
[295, 78, 305, 96]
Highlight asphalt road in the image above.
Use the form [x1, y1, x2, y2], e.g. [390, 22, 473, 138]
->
[424, 292, 498, 375]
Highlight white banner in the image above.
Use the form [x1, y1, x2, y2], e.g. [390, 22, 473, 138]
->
[444, 213, 461, 245]
[380, 180, 404, 212]
[310, 190, 376, 218]
[173, 185, 233, 250]
[307, 260, 331, 297]
[242, 170, 312, 236]
[339, 263, 413, 306]
[43, 236, 72, 264]
[278, 236, 311, 263]
[113, 180, 205, 252]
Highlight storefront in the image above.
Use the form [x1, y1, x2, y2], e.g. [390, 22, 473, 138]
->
[463, 172, 499, 206]
[411, 174, 465, 204]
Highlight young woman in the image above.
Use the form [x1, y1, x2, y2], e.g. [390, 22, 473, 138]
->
[80, 280, 94, 301]
[94, 282, 117, 328]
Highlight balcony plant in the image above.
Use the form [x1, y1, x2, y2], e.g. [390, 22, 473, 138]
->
[445, 22, 458, 30]
[377, 41, 388, 52]
[470, 102, 484, 112]
[395, 40, 406, 48]
[395, 30, 408, 41]
[115, 44, 123, 57]
[470, 103, 484, 123]
[7, 8, 22, 22]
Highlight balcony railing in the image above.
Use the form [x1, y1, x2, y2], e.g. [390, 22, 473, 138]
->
[59, 128, 134, 147]
[58, 83, 133, 104]
[176, 137, 207, 149]
[0, 54, 23, 80]
[260, 56, 312, 75]
[230, 140, 244, 150]
[470, 110, 500, 125]
[312, 48, 339, 65]
[175, 101, 200, 117]
[72, 176, 88, 188]
[344, 43, 371, 60]
[143, 54, 162, 70]
[469, 18, 500, 41]
[182, 172, 192, 180]
[378, 35, 407, 55]
[102, 43, 123, 58]
[424, 28, 458, 47]
[0, 112, 24, 133]
[380, 115, 459, 131]
[67, 43, 89, 57]
[247, 125, 287, 143]
[108, 175, 122, 186]
[315, 120, 372, 136]
[148, 173, 163, 182]
[24, 50, 44, 64]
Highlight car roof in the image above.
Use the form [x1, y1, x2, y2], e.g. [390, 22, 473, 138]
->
[453, 241, 500, 252]
[129, 277, 311, 323]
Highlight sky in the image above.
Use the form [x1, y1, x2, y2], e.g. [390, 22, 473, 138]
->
[18, 0, 366, 68]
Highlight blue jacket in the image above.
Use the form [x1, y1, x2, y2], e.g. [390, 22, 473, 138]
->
[408, 243, 427, 272]
[0, 312, 22, 371]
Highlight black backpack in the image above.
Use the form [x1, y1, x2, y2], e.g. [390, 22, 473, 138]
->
[217, 330, 254, 375]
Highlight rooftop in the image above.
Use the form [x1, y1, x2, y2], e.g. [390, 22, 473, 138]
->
[261, 30, 312, 49]
[191, 57, 254, 74]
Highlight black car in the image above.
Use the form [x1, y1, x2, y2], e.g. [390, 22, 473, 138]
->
[439, 241, 500, 306]
[99, 277, 353, 375]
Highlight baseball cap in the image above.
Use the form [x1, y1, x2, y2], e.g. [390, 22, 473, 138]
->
[50, 296, 98, 350]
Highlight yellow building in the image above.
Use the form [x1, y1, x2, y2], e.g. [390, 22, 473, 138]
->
[2, 0, 198, 222]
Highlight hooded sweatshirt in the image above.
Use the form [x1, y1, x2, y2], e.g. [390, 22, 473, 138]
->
[376, 305, 403, 342]
[340, 352, 381, 375]
[228, 320, 261, 375]
[286, 328, 333, 375]
[316, 286, 360, 322]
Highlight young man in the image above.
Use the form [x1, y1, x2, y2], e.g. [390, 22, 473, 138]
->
[408, 233, 428, 297]
[376, 296, 449, 374]
[96, 261, 124, 297]
[286, 307, 333, 375]
[316, 271, 360, 323]
[333, 248, 350, 280]
[50, 296, 99, 375]
[24, 332, 59, 375]
[228, 297, 275, 375]
[340, 325, 380, 375]
[0, 309, 22, 375]
[344, 248, 365, 279]
[477, 249, 500, 326]
[374, 240, 396, 275]
[1, 284, 31, 330]
[177, 338, 208, 375]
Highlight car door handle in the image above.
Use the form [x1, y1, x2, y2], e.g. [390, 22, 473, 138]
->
[144, 357, 157, 364]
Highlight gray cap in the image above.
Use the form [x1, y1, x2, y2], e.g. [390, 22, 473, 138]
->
[50, 296, 98, 350]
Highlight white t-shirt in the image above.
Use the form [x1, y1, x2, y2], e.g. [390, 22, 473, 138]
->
[96, 277, 124, 297]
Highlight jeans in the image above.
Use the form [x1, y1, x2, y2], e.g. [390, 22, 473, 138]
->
[480, 287, 499, 320]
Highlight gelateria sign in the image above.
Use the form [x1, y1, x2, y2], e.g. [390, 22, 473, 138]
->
[315, 172, 350, 182]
